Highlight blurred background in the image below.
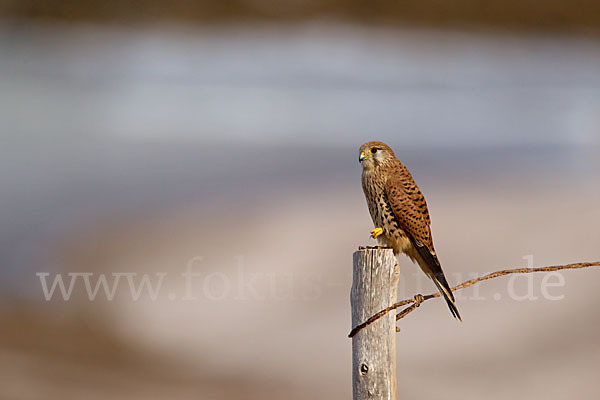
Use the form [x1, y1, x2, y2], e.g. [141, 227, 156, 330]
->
[1, 1, 600, 399]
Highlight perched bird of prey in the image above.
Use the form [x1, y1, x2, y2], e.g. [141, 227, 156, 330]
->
[359, 141, 461, 320]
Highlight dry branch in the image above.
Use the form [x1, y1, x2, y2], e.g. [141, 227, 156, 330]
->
[349, 261, 600, 338]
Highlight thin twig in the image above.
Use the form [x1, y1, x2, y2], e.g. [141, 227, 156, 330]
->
[349, 261, 600, 338]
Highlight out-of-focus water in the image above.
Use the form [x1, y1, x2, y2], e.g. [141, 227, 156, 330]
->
[1, 20, 600, 295]
[2, 20, 600, 146]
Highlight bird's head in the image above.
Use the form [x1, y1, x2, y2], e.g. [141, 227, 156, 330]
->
[359, 141, 395, 170]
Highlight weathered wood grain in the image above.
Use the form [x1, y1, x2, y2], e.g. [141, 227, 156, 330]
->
[351, 248, 399, 400]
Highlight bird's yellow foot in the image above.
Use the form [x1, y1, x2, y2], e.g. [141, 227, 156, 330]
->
[370, 227, 384, 239]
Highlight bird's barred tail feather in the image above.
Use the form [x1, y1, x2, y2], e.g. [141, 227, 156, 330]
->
[431, 273, 462, 321]
[412, 242, 462, 321]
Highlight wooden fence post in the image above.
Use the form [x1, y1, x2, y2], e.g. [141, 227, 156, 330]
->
[351, 248, 399, 400]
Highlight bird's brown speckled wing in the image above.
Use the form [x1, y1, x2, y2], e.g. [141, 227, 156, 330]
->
[384, 174, 434, 252]
[384, 168, 462, 317]
[408, 181, 430, 224]
[384, 172, 461, 319]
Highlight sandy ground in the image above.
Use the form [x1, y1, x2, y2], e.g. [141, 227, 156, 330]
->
[2, 174, 598, 400]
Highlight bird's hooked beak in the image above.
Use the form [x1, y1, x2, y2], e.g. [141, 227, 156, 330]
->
[359, 151, 368, 163]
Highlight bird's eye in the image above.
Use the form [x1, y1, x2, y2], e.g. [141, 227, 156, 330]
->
[369, 148, 378, 154]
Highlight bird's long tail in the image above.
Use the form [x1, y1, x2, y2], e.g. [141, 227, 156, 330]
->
[411, 243, 462, 321]
[430, 272, 461, 321]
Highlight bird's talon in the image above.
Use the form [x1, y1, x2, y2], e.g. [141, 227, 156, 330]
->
[370, 227, 384, 239]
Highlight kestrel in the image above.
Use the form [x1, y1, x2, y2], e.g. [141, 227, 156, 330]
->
[359, 141, 461, 320]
